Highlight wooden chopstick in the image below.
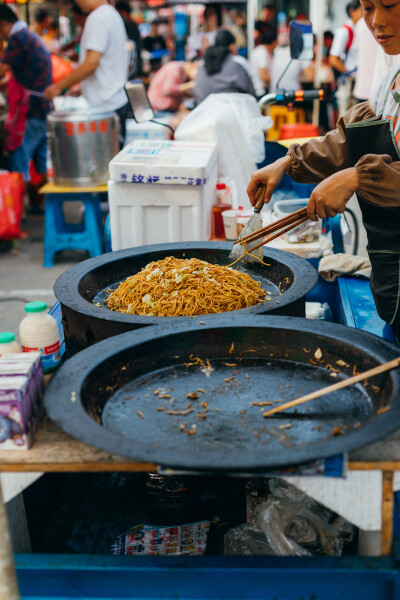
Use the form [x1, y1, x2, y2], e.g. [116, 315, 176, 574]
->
[239, 210, 308, 245]
[263, 356, 400, 418]
[248, 216, 309, 252]
[234, 207, 308, 246]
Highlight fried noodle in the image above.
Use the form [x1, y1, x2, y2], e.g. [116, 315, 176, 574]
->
[105, 256, 267, 316]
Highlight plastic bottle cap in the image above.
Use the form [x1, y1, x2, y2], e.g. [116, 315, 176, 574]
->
[0, 332, 16, 343]
[216, 183, 227, 190]
[24, 301, 47, 313]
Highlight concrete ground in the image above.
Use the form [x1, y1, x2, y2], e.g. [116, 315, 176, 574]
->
[0, 212, 90, 343]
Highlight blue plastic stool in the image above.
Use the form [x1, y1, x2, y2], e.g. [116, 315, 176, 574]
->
[43, 192, 103, 267]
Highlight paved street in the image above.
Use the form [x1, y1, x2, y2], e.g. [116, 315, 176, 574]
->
[0, 213, 89, 342]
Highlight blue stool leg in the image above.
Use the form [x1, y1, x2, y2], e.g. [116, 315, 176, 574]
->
[43, 195, 56, 267]
[83, 196, 103, 257]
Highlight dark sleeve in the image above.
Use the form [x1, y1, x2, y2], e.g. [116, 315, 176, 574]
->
[286, 101, 375, 183]
[287, 101, 400, 207]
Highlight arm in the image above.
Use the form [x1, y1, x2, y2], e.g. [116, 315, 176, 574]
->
[329, 54, 347, 74]
[178, 80, 195, 93]
[0, 63, 10, 78]
[44, 49, 102, 100]
[258, 66, 270, 87]
[248, 101, 400, 218]
[248, 102, 374, 205]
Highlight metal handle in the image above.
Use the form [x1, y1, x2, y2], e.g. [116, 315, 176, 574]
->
[254, 185, 266, 213]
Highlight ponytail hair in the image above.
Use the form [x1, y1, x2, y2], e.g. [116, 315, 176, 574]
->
[204, 29, 236, 75]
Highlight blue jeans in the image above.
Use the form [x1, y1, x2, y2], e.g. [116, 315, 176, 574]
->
[8, 118, 48, 181]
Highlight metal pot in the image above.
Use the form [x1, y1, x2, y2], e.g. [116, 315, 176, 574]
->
[54, 241, 318, 356]
[47, 110, 119, 187]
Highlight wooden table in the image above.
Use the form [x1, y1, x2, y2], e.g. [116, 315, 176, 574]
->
[1, 416, 400, 598]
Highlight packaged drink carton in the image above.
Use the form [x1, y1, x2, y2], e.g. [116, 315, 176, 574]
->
[0, 376, 34, 449]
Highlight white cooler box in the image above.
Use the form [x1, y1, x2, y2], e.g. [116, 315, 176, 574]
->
[108, 140, 217, 250]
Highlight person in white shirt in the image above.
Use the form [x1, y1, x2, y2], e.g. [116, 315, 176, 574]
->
[249, 30, 277, 97]
[329, 0, 363, 77]
[186, 4, 222, 60]
[329, 0, 363, 117]
[44, 0, 129, 146]
[269, 42, 311, 93]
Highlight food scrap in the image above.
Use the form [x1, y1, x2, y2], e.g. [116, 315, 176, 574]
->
[336, 359, 349, 367]
[279, 423, 292, 430]
[251, 401, 272, 407]
[186, 392, 200, 400]
[331, 426, 344, 436]
[229, 342, 235, 355]
[197, 388, 205, 393]
[185, 354, 214, 377]
[167, 408, 194, 416]
[136, 411, 145, 419]
[377, 406, 391, 415]
[326, 364, 339, 373]
[314, 348, 323, 361]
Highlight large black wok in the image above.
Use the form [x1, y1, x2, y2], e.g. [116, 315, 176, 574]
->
[44, 316, 400, 472]
[54, 242, 318, 356]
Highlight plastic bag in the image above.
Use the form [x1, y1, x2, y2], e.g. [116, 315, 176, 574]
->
[51, 54, 74, 84]
[0, 171, 24, 241]
[224, 523, 275, 556]
[253, 479, 347, 556]
[254, 500, 340, 556]
[174, 93, 272, 208]
[225, 479, 355, 557]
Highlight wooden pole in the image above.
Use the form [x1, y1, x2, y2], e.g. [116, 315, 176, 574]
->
[0, 479, 21, 600]
[381, 471, 394, 556]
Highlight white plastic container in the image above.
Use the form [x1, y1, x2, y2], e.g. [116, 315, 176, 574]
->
[222, 208, 254, 240]
[19, 302, 61, 374]
[274, 199, 321, 243]
[0, 332, 21, 355]
[108, 140, 217, 250]
[124, 118, 171, 145]
[222, 209, 238, 241]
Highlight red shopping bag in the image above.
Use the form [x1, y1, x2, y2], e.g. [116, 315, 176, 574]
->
[0, 171, 24, 240]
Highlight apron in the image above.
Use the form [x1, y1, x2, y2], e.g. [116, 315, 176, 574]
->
[345, 70, 400, 337]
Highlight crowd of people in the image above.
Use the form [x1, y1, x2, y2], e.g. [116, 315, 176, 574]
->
[0, 1, 398, 216]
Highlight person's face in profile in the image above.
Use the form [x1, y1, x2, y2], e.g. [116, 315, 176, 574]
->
[361, 0, 400, 55]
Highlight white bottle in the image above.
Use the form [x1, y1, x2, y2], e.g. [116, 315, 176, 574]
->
[0, 332, 21, 355]
[19, 302, 61, 374]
